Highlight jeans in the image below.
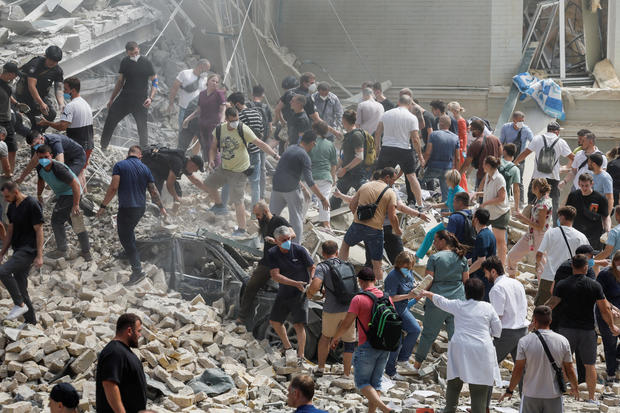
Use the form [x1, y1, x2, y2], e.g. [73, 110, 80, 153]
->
[415, 298, 455, 363]
[177, 107, 186, 132]
[221, 152, 261, 207]
[443, 377, 489, 413]
[364, 225, 403, 265]
[0, 249, 36, 324]
[330, 172, 365, 210]
[424, 167, 449, 201]
[528, 178, 559, 226]
[344, 223, 384, 261]
[385, 309, 421, 376]
[101, 96, 149, 149]
[270, 189, 305, 243]
[259, 151, 267, 200]
[353, 342, 390, 391]
[416, 222, 445, 260]
[517, 162, 525, 205]
[597, 310, 618, 377]
[51, 195, 90, 253]
[117, 207, 145, 274]
[238, 264, 270, 322]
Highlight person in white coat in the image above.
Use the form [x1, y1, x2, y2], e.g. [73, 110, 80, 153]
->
[418, 277, 502, 413]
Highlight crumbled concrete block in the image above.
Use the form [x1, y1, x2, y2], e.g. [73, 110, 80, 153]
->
[3, 401, 32, 413]
[70, 349, 97, 374]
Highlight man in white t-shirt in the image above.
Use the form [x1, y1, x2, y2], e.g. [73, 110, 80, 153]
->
[355, 88, 384, 135]
[515, 122, 575, 226]
[374, 95, 425, 207]
[168, 59, 210, 131]
[499, 306, 578, 412]
[38, 77, 93, 192]
[561, 131, 607, 190]
[535, 206, 588, 305]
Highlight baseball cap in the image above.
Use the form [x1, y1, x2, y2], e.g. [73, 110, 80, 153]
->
[547, 121, 563, 132]
[575, 245, 597, 256]
[189, 155, 204, 172]
[357, 267, 375, 281]
[50, 383, 79, 408]
[2, 62, 19, 74]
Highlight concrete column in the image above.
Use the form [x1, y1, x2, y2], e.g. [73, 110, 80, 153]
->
[607, 1, 620, 77]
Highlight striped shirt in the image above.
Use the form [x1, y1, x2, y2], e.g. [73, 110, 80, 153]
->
[239, 107, 264, 154]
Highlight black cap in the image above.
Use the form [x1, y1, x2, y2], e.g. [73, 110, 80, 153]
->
[2, 62, 19, 74]
[357, 267, 375, 281]
[50, 383, 79, 408]
[189, 155, 204, 172]
[45, 45, 63, 62]
[547, 121, 562, 132]
[575, 245, 596, 255]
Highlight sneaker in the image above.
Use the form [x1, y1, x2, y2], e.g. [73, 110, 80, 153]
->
[124, 271, 146, 287]
[46, 249, 66, 259]
[232, 228, 248, 237]
[314, 368, 324, 378]
[6, 305, 28, 320]
[297, 357, 304, 367]
[585, 399, 599, 405]
[397, 361, 419, 375]
[389, 372, 407, 381]
[79, 251, 93, 262]
[209, 204, 228, 215]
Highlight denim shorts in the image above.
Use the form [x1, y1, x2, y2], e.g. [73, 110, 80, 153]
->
[353, 341, 389, 391]
[344, 223, 384, 261]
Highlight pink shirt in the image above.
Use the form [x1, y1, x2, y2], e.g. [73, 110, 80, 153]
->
[348, 286, 391, 346]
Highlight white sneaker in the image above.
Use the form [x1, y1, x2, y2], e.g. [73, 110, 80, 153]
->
[6, 305, 28, 320]
[397, 361, 419, 375]
[389, 372, 407, 381]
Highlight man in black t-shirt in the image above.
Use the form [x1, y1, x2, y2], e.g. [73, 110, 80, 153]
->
[372, 82, 395, 112]
[0, 181, 43, 324]
[549, 254, 619, 401]
[566, 173, 609, 250]
[237, 201, 293, 324]
[0, 63, 20, 172]
[101, 41, 157, 149]
[15, 46, 64, 133]
[275, 72, 321, 145]
[96, 313, 147, 413]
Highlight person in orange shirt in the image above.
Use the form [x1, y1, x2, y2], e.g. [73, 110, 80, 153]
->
[447, 101, 468, 191]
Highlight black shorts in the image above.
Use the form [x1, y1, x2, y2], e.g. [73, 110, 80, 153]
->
[0, 121, 16, 152]
[66, 155, 87, 177]
[559, 327, 597, 365]
[377, 145, 419, 175]
[269, 294, 308, 325]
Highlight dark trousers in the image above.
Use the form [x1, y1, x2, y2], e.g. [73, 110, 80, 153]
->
[517, 162, 525, 205]
[101, 97, 148, 149]
[0, 249, 36, 324]
[330, 172, 365, 210]
[487, 327, 527, 406]
[51, 195, 90, 253]
[528, 178, 560, 226]
[18, 94, 55, 133]
[364, 224, 403, 266]
[598, 312, 618, 377]
[238, 264, 270, 322]
[117, 207, 145, 273]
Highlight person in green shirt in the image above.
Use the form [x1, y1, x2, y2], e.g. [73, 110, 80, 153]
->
[499, 143, 521, 211]
[309, 121, 337, 228]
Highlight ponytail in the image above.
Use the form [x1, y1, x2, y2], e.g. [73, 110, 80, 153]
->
[436, 230, 469, 258]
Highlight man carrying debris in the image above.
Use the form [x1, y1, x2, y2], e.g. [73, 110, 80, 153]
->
[101, 41, 158, 149]
[237, 201, 293, 325]
[0, 62, 20, 174]
[205, 107, 279, 236]
[0, 181, 43, 324]
[97, 146, 167, 287]
[17, 130, 86, 183]
[96, 313, 147, 413]
[271, 130, 329, 244]
[275, 72, 321, 145]
[168, 58, 211, 132]
[35, 145, 92, 261]
[38, 77, 94, 193]
[14, 45, 64, 133]
[49, 383, 80, 413]
[306, 241, 357, 378]
[286, 375, 328, 413]
[268, 225, 315, 365]
[339, 167, 399, 281]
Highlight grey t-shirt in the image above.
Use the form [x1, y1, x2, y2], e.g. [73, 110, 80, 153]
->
[0, 141, 8, 158]
[517, 329, 572, 398]
[315, 258, 350, 313]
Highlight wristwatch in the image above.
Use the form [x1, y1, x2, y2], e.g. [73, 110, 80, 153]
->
[505, 388, 513, 394]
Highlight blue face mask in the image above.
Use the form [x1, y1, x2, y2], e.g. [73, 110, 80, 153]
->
[38, 158, 51, 167]
[556, 218, 561, 227]
[281, 240, 291, 250]
[401, 268, 412, 278]
[588, 258, 595, 269]
[33, 144, 42, 150]
[63, 92, 71, 101]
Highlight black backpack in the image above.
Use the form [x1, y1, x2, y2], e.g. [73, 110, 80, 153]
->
[322, 259, 360, 306]
[453, 211, 476, 246]
[357, 291, 402, 351]
[143, 145, 186, 165]
[536, 135, 560, 174]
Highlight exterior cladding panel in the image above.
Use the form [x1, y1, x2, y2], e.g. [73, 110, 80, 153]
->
[277, 0, 522, 88]
[490, 0, 523, 85]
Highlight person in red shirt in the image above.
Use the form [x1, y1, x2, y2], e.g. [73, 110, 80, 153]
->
[331, 268, 395, 413]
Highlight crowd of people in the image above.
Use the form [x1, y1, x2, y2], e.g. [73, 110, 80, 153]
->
[1, 40, 620, 413]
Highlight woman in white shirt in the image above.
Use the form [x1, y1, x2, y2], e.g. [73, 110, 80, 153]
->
[473, 155, 511, 264]
[418, 278, 502, 413]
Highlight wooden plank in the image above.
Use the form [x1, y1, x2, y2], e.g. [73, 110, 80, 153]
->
[495, 42, 539, 129]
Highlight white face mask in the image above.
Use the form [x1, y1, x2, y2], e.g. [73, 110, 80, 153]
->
[229, 120, 239, 129]
[616, 265, 620, 271]
[515, 121, 524, 129]
[308, 83, 317, 93]
[129, 54, 140, 62]
[319, 95, 328, 101]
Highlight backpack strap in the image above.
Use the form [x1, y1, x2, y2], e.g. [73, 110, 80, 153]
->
[216, 123, 247, 150]
[321, 259, 339, 296]
[355, 291, 378, 336]
[534, 330, 563, 373]
[578, 150, 602, 170]
[558, 225, 573, 259]
[216, 124, 221, 150]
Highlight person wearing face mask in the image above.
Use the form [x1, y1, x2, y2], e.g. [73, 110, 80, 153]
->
[500, 111, 533, 205]
[275, 73, 321, 145]
[101, 41, 157, 150]
[17, 129, 86, 184]
[237, 201, 294, 326]
[311, 82, 343, 137]
[38, 77, 93, 193]
[594, 250, 620, 383]
[35, 145, 91, 261]
[268, 225, 315, 365]
[0, 63, 20, 175]
[383, 251, 422, 380]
